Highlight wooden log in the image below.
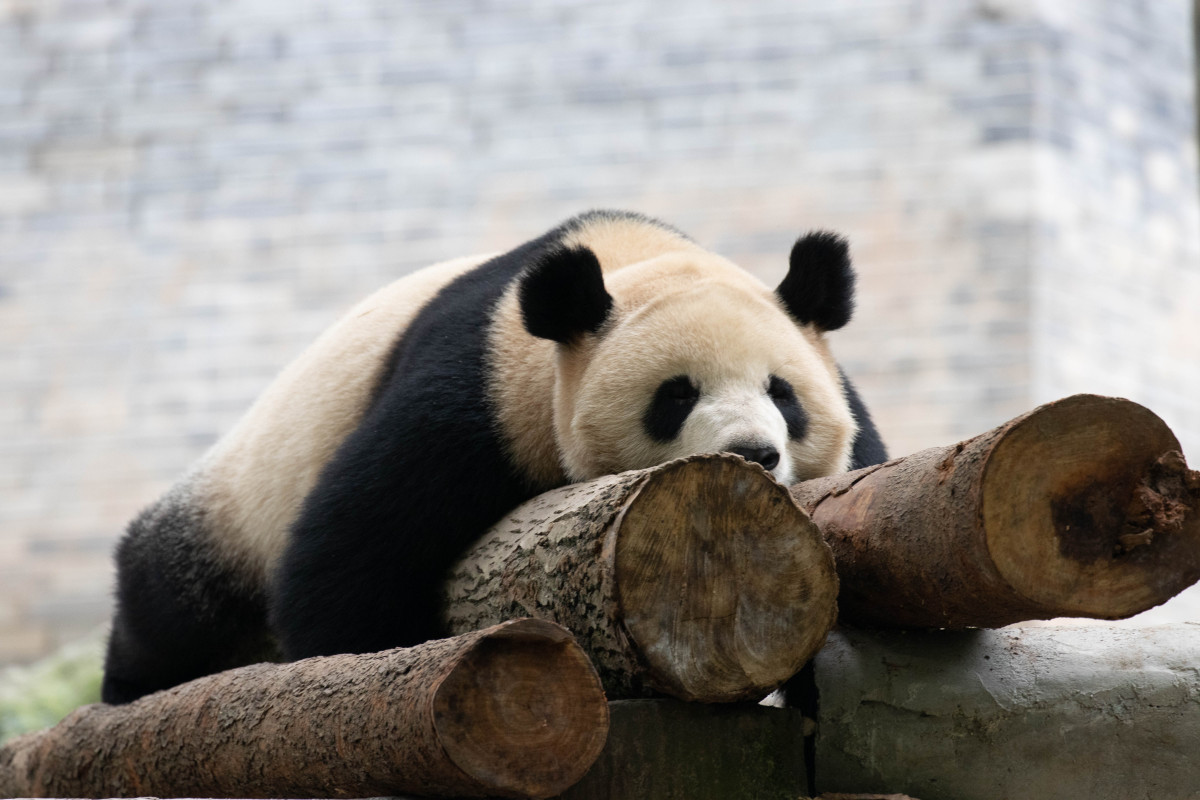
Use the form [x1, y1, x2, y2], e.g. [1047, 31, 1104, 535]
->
[0, 619, 607, 800]
[443, 454, 838, 703]
[790, 394, 1200, 628]
[558, 699, 809, 800]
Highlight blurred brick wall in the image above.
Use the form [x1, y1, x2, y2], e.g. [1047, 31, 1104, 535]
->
[1, 0, 1197, 661]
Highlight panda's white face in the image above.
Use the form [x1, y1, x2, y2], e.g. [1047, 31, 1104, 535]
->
[555, 279, 855, 485]
[644, 371, 802, 483]
[642, 371, 798, 482]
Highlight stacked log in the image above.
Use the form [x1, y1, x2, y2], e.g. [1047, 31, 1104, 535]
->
[6, 394, 1200, 800]
[0, 619, 607, 800]
[790, 394, 1200, 628]
[444, 453, 839, 702]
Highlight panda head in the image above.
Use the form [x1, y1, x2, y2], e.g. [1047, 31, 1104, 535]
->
[518, 232, 858, 485]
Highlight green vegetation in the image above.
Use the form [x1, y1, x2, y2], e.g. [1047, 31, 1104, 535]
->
[0, 630, 104, 744]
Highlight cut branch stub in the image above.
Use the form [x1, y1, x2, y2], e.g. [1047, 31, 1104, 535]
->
[444, 454, 838, 702]
[791, 394, 1200, 628]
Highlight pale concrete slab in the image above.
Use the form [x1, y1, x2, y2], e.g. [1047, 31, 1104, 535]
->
[816, 624, 1200, 799]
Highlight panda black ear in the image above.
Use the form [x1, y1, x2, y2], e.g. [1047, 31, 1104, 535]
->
[519, 245, 614, 344]
[776, 231, 856, 332]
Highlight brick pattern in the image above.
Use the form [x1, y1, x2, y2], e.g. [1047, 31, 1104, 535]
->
[1, 0, 1197, 662]
[1030, 1, 1200, 449]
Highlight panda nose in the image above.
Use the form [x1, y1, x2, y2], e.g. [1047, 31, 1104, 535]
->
[726, 444, 780, 471]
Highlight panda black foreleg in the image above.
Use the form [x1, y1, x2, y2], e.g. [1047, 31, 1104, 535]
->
[269, 488, 446, 661]
[270, 400, 529, 660]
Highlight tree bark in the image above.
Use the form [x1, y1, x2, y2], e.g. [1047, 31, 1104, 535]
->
[791, 394, 1200, 628]
[443, 454, 839, 703]
[0, 619, 607, 800]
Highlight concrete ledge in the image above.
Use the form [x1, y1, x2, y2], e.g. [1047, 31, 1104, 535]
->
[815, 624, 1200, 799]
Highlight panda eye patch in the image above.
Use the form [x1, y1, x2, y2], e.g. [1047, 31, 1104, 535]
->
[644, 375, 700, 442]
[768, 375, 808, 440]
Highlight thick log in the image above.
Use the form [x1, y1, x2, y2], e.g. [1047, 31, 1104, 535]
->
[791, 394, 1200, 628]
[0, 619, 607, 800]
[558, 699, 809, 800]
[443, 454, 838, 703]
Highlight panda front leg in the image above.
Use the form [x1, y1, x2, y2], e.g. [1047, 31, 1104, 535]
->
[269, 402, 529, 660]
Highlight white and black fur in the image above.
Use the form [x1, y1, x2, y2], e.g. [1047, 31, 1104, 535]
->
[102, 210, 886, 704]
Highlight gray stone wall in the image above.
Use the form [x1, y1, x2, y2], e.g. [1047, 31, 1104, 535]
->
[1030, 1, 1200, 448]
[1, 0, 1197, 662]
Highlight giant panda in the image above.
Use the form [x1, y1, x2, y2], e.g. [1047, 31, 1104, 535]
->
[101, 210, 887, 704]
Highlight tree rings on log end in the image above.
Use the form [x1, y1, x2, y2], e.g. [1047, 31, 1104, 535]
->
[613, 455, 838, 702]
[433, 619, 609, 799]
[984, 394, 1200, 619]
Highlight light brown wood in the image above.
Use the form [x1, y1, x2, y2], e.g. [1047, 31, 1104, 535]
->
[0, 619, 608, 800]
[791, 394, 1200, 628]
[443, 453, 838, 702]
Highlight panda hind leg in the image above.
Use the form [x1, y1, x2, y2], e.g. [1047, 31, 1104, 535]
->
[101, 497, 276, 704]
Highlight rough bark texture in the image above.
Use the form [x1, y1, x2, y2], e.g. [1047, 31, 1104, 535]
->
[791, 394, 1200, 628]
[443, 454, 838, 702]
[0, 619, 608, 800]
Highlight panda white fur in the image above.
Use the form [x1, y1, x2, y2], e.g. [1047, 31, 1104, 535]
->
[102, 210, 887, 704]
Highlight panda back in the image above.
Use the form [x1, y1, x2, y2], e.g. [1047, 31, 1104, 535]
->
[195, 253, 494, 581]
[187, 210, 697, 581]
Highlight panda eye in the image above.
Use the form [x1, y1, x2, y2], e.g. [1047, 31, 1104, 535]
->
[663, 376, 700, 402]
[767, 375, 808, 440]
[767, 375, 795, 402]
[644, 375, 700, 442]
